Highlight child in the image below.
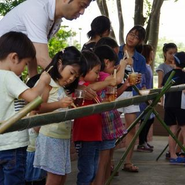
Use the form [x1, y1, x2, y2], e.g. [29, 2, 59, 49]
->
[0, 31, 51, 185]
[116, 25, 146, 172]
[25, 77, 47, 185]
[33, 46, 86, 185]
[25, 127, 47, 185]
[156, 43, 177, 88]
[73, 50, 117, 185]
[95, 36, 119, 59]
[93, 45, 130, 185]
[162, 52, 185, 163]
[137, 44, 155, 152]
[82, 15, 111, 51]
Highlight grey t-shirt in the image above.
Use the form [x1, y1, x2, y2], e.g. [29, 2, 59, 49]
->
[156, 63, 173, 76]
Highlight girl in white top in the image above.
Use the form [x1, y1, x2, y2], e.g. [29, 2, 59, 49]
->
[34, 47, 86, 185]
[0, 31, 50, 185]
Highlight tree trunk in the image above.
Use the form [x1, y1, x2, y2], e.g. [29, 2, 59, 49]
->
[134, 0, 145, 26]
[116, 0, 124, 45]
[146, 0, 164, 70]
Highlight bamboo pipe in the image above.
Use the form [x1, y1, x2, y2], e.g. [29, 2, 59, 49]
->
[0, 96, 42, 134]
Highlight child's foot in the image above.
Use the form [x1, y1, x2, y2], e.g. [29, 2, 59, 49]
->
[122, 163, 139, 172]
[137, 144, 153, 152]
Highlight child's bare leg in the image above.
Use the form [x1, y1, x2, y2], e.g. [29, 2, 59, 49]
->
[104, 148, 114, 185]
[94, 149, 111, 185]
[60, 175, 67, 185]
[124, 113, 136, 164]
[169, 125, 178, 159]
[176, 129, 183, 154]
[180, 126, 185, 151]
[46, 172, 66, 185]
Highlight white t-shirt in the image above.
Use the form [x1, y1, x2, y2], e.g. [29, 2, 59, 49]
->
[0, 0, 62, 43]
[0, 70, 29, 151]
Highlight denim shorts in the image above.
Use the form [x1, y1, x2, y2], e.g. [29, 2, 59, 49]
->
[0, 147, 27, 185]
[99, 139, 116, 151]
[25, 151, 46, 182]
[76, 141, 101, 185]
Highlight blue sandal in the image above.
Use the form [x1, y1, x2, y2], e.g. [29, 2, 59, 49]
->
[170, 157, 185, 164]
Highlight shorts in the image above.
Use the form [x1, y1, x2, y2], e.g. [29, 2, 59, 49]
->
[25, 151, 46, 181]
[34, 134, 71, 175]
[99, 139, 116, 151]
[164, 108, 185, 126]
[116, 91, 140, 113]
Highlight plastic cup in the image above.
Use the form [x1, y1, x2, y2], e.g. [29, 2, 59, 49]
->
[129, 72, 138, 86]
[73, 89, 84, 107]
[106, 86, 117, 102]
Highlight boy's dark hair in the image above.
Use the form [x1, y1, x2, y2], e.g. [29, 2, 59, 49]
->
[45, 46, 86, 93]
[81, 50, 101, 77]
[128, 25, 146, 42]
[0, 31, 36, 61]
[94, 45, 118, 71]
[174, 52, 185, 68]
[95, 37, 118, 49]
[87, 16, 111, 39]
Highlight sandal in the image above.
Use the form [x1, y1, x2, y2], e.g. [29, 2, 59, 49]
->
[170, 157, 185, 164]
[122, 163, 139, 172]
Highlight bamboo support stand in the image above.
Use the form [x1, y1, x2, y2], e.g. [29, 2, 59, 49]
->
[106, 71, 185, 184]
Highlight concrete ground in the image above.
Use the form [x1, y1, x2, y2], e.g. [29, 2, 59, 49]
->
[65, 136, 185, 185]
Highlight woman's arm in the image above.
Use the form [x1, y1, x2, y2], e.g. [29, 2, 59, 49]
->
[157, 71, 164, 88]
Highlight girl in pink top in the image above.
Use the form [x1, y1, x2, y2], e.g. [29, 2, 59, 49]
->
[93, 45, 131, 185]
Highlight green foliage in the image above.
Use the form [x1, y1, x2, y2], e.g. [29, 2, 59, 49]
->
[48, 26, 78, 58]
[0, 0, 25, 16]
[144, 0, 152, 24]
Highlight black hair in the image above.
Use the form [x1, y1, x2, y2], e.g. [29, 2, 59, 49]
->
[141, 44, 153, 64]
[0, 31, 36, 61]
[94, 45, 118, 71]
[81, 50, 101, 77]
[95, 37, 118, 49]
[127, 25, 146, 42]
[162, 43, 177, 61]
[163, 43, 177, 53]
[45, 46, 86, 93]
[87, 16, 111, 39]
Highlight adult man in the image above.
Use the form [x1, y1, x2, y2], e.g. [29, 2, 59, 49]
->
[0, 0, 94, 77]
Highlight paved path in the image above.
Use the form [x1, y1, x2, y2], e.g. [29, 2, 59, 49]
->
[65, 136, 185, 185]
